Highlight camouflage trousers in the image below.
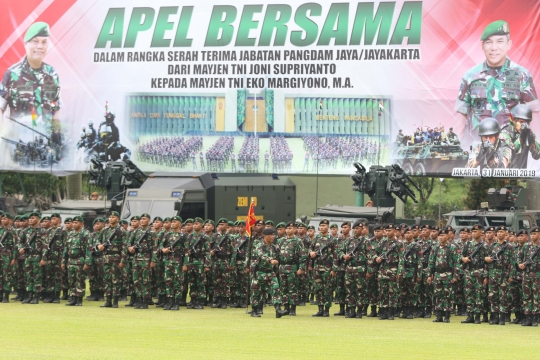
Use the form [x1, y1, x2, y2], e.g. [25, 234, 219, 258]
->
[120, 260, 130, 294]
[419, 270, 433, 308]
[250, 271, 281, 308]
[61, 266, 69, 291]
[43, 254, 62, 293]
[186, 263, 206, 301]
[508, 276, 522, 313]
[24, 255, 43, 293]
[88, 257, 104, 293]
[366, 272, 379, 305]
[154, 260, 166, 296]
[298, 271, 309, 298]
[453, 274, 465, 305]
[487, 270, 511, 313]
[0, 252, 13, 291]
[463, 270, 485, 313]
[67, 263, 86, 297]
[344, 268, 367, 307]
[102, 256, 122, 297]
[13, 258, 26, 290]
[234, 261, 248, 300]
[212, 259, 233, 298]
[400, 276, 419, 307]
[133, 260, 152, 300]
[432, 272, 454, 312]
[522, 272, 540, 315]
[279, 265, 300, 305]
[313, 268, 333, 308]
[334, 270, 346, 304]
[377, 269, 399, 309]
[163, 257, 184, 299]
[206, 267, 214, 300]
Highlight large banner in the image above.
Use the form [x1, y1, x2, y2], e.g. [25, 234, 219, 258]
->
[1, 0, 539, 177]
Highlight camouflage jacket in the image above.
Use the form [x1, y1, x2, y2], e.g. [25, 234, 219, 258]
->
[309, 234, 337, 271]
[397, 241, 423, 278]
[63, 229, 91, 266]
[459, 240, 488, 277]
[232, 234, 249, 262]
[99, 225, 127, 263]
[500, 124, 540, 168]
[18, 226, 48, 258]
[250, 241, 279, 273]
[371, 237, 403, 273]
[89, 230, 103, 259]
[183, 231, 210, 267]
[0, 226, 17, 261]
[455, 57, 537, 130]
[513, 242, 540, 278]
[334, 235, 350, 271]
[159, 231, 186, 263]
[512, 243, 526, 280]
[486, 241, 515, 276]
[337, 236, 370, 271]
[277, 236, 306, 272]
[44, 226, 66, 258]
[210, 232, 236, 268]
[127, 227, 158, 263]
[467, 139, 512, 169]
[0, 57, 62, 122]
[427, 243, 459, 279]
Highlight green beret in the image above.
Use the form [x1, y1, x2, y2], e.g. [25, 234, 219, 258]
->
[24, 22, 50, 42]
[184, 218, 194, 224]
[481, 20, 509, 41]
[14, 215, 21, 221]
[171, 216, 182, 222]
[64, 217, 72, 223]
[296, 222, 306, 228]
[3, 213, 14, 220]
[319, 219, 329, 225]
[153, 216, 163, 222]
[29, 211, 41, 218]
[227, 221, 234, 226]
[140, 213, 151, 219]
[109, 211, 120, 218]
[265, 220, 274, 226]
[93, 218, 103, 225]
[72, 216, 84, 223]
[51, 213, 61, 219]
[217, 218, 228, 225]
[237, 220, 245, 226]
[40, 216, 51, 222]
[0, 211, 4, 217]
[203, 219, 214, 226]
[130, 216, 140, 221]
[163, 217, 171, 222]
[276, 222, 286, 229]
[120, 220, 128, 225]
[193, 217, 203, 224]
[330, 224, 338, 229]
[262, 227, 275, 235]
[307, 225, 315, 230]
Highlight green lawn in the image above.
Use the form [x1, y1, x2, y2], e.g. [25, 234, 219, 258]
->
[0, 298, 537, 359]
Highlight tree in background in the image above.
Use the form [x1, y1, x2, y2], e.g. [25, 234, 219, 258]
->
[463, 179, 519, 210]
[0, 172, 66, 210]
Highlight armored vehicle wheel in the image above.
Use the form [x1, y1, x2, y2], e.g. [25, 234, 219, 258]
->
[414, 162, 426, 176]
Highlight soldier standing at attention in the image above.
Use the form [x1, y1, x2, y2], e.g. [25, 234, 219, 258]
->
[455, 20, 539, 145]
[158, 216, 185, 311]
[210, 219, 235, 309]
[309, 219, 337, 317]
[427, 228, 459, 323]
[510, 229, 528, 325]
[366, 224, 381, 317]
[397, 227, 422, 319]
[516, 227, 540, 326]
[63, 217, 90, 306]
[484, 225, 515, 325]
[183, 218, 210, 309]
[18, 212, 47, 304]
[42, 213, 65, 304]
[460, 225, 488, 324]
[123, 216, 139, 306]
[0, 213, 16, 303]
[232, 220, 249, 308]
[277, 221, 306, 316]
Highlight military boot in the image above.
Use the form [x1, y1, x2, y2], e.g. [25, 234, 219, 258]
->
[100, 296, 113, 308]
[433, 310, 443, 323]
[275, 304, 287, 318]
[120, 290, 127, 301]
[2, 290, 9, 303]
[532, 314, 538, 327]
[22, 291, 32, 304]
[97, 290, 104, 301]
[170, 299, 179, 311]
[76, 297, 83, 306]
[405, 306, 414, 319]
[309, 294, 316, 304]
[289, 305, 297, 316]
[499, 312, 506, 325]
[29, 292, 39, 304]
[163, 297, 173, 310]
[220, 298, 228, 309]
[489, 312, 499, 325]
[323, 307, 330, 317]
[233, 298, 243, 308]
[52, 291, 60, 304]
[283, 304, 290, 315]
[356, 306, 363, 319]
[85, 291, 96, 301]
[443, 311, 451, 323]
[461, 312, 474, 324]
[312, 305, 324, 317]
[424, 307, 432, 318]
[474, 313, 481, 324]
[147, 297, 155, 306]
[139, 298, 149, 309]
[178, 291, 187, 306]
[65, 296, 77, 306]
[522, 314, 532, 326]
[112, 296, 119, 308]
[379, 308, 388, 320]
[298, 295, 306, 306]
[511, 312, 521, 325]
[43, 292, 53, 303]
[193, 299, 204, 310]
[504, 312, 510, 322]
[11, 289, 22, 301]
[211, 297, 220, 308]
[334, 303, 345, 316]
[134, 296, 142, 309]
[367, 305, 378, 317]
[125, 294, 136, 307]
[387, 307, 395, 320]
[60, 289, 69, 300]
[156, 295, 165, 308]
[345, 306, 355, 318]
[362, 305, 368, 316]
[482, 312, 489, 323]
[251, 306, 261, 317]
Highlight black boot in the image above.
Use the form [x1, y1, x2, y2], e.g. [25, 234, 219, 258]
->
[387, 307, 395, 320]
[532, 314, 538, 327]
[52, 291, 60, 304]
[112, 296, 119, 308]
[156, 295, 165, 308]
[275, 304, 287, 318]
[461, 312, 474, 324]
[433, 310, 443, 322]
[367, 305, 378, 317]
[139, 298, 149, 309]
[323, 307, 330, 317]
[125, 294, 136, 307]
[474, 313, 481, 324]
[211, 296, 220, 308]
[334, 303, 345, 316]
[97, 290, 104, 301]
[134, 296, 142, 309]
[356, 306, 363, 319]
[43, 292, 53, 303]
[283, 304, 290, 315]
[120, 290, 127, 301]
[482, 312, 489, 323]
[511, 312, 521, 325]
[405, 306, 413, 319]
[489, 312, 499, 325]
[251, 306, 261, 317]
[298, 295, 306, 306]
[100, 296, 113, 308]
[505, 312, 510, 322]
[194, 298, 204, 310]
[362, 305, 368, 316]
[499, 312, 506, 325]
[379, 308, 388, 320]
[11, 289, 22, 301]
[29, 292, 39, 304]
[309, 294, 316, 304]
[220, 297, 228, 309]
[22, 291, 32, 304]
[522, 314, 532, 326]
[164, 297, 173, 310]
[85, 291, 96, 301]
[170, 299, 179, 311]
[178, 291, 187, 306]
[65, 296, 77, 306]
[76, 297, 83, 306]
[443, 311, 451, 323]
[147, 297, 155, 306]
[60, 290, 69, 300]
[312, 305, 324, 317]
[345, 306, 355, 318]
[2, 290, 9, 303]
[424, 307, 432, 318]
[289, 305, 296, 316]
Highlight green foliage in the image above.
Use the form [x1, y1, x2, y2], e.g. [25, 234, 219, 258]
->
[463, 179, 519, 210]
[0, 171, 66, 208]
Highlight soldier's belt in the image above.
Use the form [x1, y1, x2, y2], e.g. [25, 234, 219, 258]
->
[434, 267, 452, 273]
[50, 247, 63, 252]
[68, 254, 83, 259]
[190, 254, 202, 259]
[236, 256, 245, 262]
[280, 264, 298, 271]
[346, 267, 365, 273]
[215, 254, 231, 260]
[167, 254, 183, 261]
[26, 250, 40, 256]
[385, 262, 398, 267]
[105, 251, 121, 255]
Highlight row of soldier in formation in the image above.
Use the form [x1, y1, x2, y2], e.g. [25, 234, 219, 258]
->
[0, 212, 539, 326]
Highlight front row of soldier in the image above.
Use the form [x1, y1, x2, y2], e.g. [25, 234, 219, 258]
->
[2, 211, 540, 326]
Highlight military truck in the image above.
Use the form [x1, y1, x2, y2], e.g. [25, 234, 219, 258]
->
[42, 200, 114, 230]
[0, 197, 31, 217]
[444, 186, 540, 234]
[392, 143, 469, 176]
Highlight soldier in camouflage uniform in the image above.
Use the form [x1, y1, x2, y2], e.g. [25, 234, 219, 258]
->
[233, 220, 249, 308]
[59, 218, 72, 300]
[158, 216, 185, 310]
[427, 228, 459, 323]
[183, 218, 210, 309]
[309, 219, 337, 317]
[485, 225, 515, 325]
[338, 220, 370, 318]
[467, 118, 512, 169]
[38, 216, 52, 301]
[371, 224, 402, 320]
[418, 225, 435, 318]
[62, 216, 90, 306]
[453, 228, 469, 316]
[87, 218, 105, 302]
[277, 221, 306, 316]
[516, 227, 540, 326]
[210, 218, 236, 309]
[248, 227, 286, 318]
[366, 224, 381, 317]
[17, 212, 48, 304]
[123, 216, 139, 306]
[95, 211, 127, 308]
[455, 20, 538, 145]
[0, 22, 62, 136]
[42, 213, 65, 303]
[332, 222, 350, 316]
[460, 225, 488, 324]
[500, 104, 540, 168]
[512, 229, 530, 325]
[296, 223, 310, 305]
[0, 213, 16, 303]
[397, 227, 423, 319]
[126, 213, 157, 309]
[152, 216, 166, 307]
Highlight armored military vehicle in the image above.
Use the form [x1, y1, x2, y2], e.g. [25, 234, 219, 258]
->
[393, 143, 469, 176]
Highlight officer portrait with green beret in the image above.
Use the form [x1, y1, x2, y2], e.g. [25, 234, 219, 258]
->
[0, 21, 62, 135]
[456, 20, 538, 146]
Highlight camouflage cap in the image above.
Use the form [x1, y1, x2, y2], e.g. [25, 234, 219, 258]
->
[51, 213, 61, 219]
[171, 216, 182, 222]
[330, 224, 338, 229]
[24, 22, 50, 42]
[262, 227, 275, 235]
[481, 20, 509, 41]
[72, 216, 84, 223]
[140, 213, 151, 219]
[517, 229, 529, 236]
[130, 216, 141, 221]
[109, 211, 120, 218]
[276, 222, 286, 229]
[319, 219, 329, 225]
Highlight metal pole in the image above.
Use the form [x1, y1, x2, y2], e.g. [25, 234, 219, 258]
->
[439, 178, 443, 226]
[254, 92, 257, 137]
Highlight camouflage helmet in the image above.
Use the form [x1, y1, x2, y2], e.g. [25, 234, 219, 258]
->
[511, 104, 532, 121]
[478, 118, 500, 136]
[80, 132, 86, 139]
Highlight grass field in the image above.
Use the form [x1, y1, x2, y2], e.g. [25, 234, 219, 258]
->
[1, 297, 538, 360]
